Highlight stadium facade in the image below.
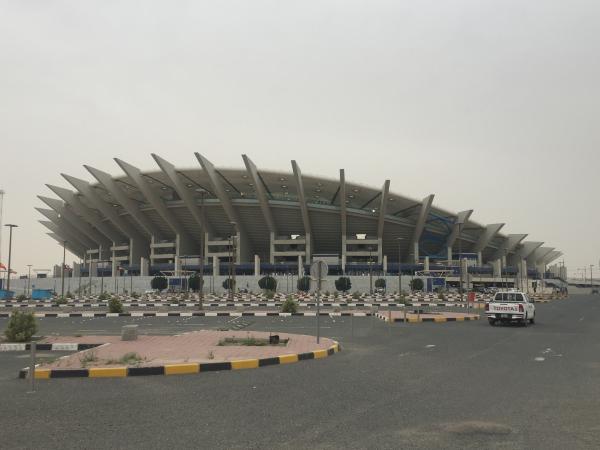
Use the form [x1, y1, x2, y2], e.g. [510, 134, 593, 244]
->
[35, 153, 562, 285]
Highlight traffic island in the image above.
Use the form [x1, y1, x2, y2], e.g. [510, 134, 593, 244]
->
[18, 331, 340, 379]
[376, 310, 480, 323]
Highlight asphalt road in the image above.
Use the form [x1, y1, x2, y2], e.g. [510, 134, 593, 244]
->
[1, 295, 599, 449]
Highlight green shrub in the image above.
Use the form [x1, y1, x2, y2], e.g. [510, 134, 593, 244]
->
[151, 276, 168, 291]
[375, 278, 386, 290]
[98, 292, 110, 301]
[281, 297, 298, 313]
[335, 277, 352, 292]
[130, 292, 140, 299]
[333, 291, 339, 298]
[352, 291, 361, 300]
[222, 278, 235, 290]
[265, 290, 275, 300]
[108, 297, 124, 314]
[16, 294, 27, 301]
[438, 292, 446, 300]
[258, 276, 277, 292]
[410, 278, 424, 291]
[66, 291, 74, 299]
[5, 311, 37, 342]
[297, 276, 311, 292]
[188, 274, 204, 292]
[55, 296, 68, 305]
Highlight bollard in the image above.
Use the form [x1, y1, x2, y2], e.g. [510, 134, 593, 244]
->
[121, 325, 138, 341]
[28, 342, 36, 393]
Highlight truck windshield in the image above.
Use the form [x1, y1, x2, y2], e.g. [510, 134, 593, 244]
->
[494, 293, 524, 302]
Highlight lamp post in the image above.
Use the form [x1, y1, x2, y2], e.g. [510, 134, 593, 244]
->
[368, 247, 373, 295]
[4, 224, 17, 293]
[590, 264, 594, 293]
[396, 238, 404, 294]
[196, 188, 206, 304]
[27, 264, 32, 298]
[229, 221, 237, 301]
[60, 240, 67, 299]
[457, 221, 464, 302]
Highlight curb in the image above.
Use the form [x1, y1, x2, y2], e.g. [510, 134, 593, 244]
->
[376, 313, 480, 323]
[19, 342, 341, 379]
[1, 342, 101, 352]
[0, 301, 485, 309]
[0, 312, 374, 318]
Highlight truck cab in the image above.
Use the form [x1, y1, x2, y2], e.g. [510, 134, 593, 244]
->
[486, 291, 535, 326]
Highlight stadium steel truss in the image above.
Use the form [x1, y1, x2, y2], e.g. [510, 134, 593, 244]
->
[35, 154, 562, 277]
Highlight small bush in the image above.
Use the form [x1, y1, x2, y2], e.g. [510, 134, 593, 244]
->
[375, 278, 386, 290]
[16, 294, 27, 301]
[55, 296, 68, 305]
[281, 297, 298, 313]
[410, 278, 424, 291]
[333, 291, 339, 299]
[335, 277, 352, 293]
[130, 292, 140, 299]
[265, 290, 275, 300]
[98, 292, 110, 301]
[188, 274, 203, 292]
[438, 292, 446, 300]
[66, 291, 74, 299]
[108, 297, 124, 314]
[151, 276, 168, 291]
[352, 291, 361, 300]
[4, 311, 37, 342]
[297, 276, 311, 292]
[222, 278, 235, 290]
[258, 276, 277, 292]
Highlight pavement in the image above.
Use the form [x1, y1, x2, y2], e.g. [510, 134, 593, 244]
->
[0, 295, 598, 449]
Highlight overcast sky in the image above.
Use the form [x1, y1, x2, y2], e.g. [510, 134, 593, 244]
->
[1, 0, 598, 278]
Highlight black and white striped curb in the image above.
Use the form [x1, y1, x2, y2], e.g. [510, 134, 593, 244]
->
[0, 311, 375, 318]
[0, 342, 101, 352]
[0, 301, 484, 309]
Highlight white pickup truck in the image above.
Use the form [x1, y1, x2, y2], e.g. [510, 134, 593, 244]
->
[485, 291, 535, 326]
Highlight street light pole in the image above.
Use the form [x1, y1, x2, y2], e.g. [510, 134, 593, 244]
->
[229, 222, 237, 301]
[458, 222, 463, 301]
[396, 238, 403, 294]
[196, 188, 206, 305]
[27, 264, 32, 298]
[369, 247, 373, 295]
[61, 240, 67, 299]
[590, 264, 594, 293]
[5, 224, 18, 293]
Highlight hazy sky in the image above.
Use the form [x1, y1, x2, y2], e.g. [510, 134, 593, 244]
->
[1, 0, 599, 277]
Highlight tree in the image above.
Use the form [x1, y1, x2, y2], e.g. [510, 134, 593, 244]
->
[151, 276, 168, 291]
[258, 276, 277, 292]
[375, 278, 386, 290]
[188, 274, 204, 292]
[335, 276, 352, 292]
[410, 278, 424, 291]
[297, 276, 311, 292]
[222, 278, 235, 290]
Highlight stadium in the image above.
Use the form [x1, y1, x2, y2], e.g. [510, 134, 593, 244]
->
[31, 153, 563, 293]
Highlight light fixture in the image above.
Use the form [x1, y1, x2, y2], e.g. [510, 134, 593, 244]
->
[160, 186, 167, 190]
[348, 194, 354, 199]
[248, 183, 254, 187]
[315, 188, 321, 193]
[352, 188, 359, 193]
[186, 183, 193, 188]
[281, 185, 287, 189]
[113, 204, 119, 207]
[279, 177, 286, 181]
[242, 175, 248, 179]
[389, 197, 395, 201]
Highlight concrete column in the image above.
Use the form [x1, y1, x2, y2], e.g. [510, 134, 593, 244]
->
[140, 257, 149, 276]
[213, 256, 219, 277]
[111, 251, 117, 277]
[174, 255, 180, 276]
[447, 246, 452, 263]
[377, 238, 383, 263]
[305, 233, 311, 263]
[502, 255, 507, 267]
[341, 235, 347, 273]
[424, 256, 430, 272]
[298, 255, 303, 277]
[493, 259, 501, 277]
[477, 251, 483, 266]
[414, 242, 419, 263]
[383, 255, 387, 274]
[254, 255, 260, 276]
[461, 257, 468, 291]
[269, 232, 275, 264]
[341, 253, 346, 274]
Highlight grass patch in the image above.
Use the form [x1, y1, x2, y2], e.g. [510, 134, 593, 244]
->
[79, 349, 98, 367]
[105, 352, 144, 366]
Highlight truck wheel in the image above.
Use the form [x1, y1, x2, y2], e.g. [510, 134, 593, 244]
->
[522, 314, 528, 327]
[488, 318, 496, 326]
[529, 316, 535, 324]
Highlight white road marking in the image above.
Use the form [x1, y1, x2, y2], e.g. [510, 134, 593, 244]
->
[534, 357, 545, 362]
